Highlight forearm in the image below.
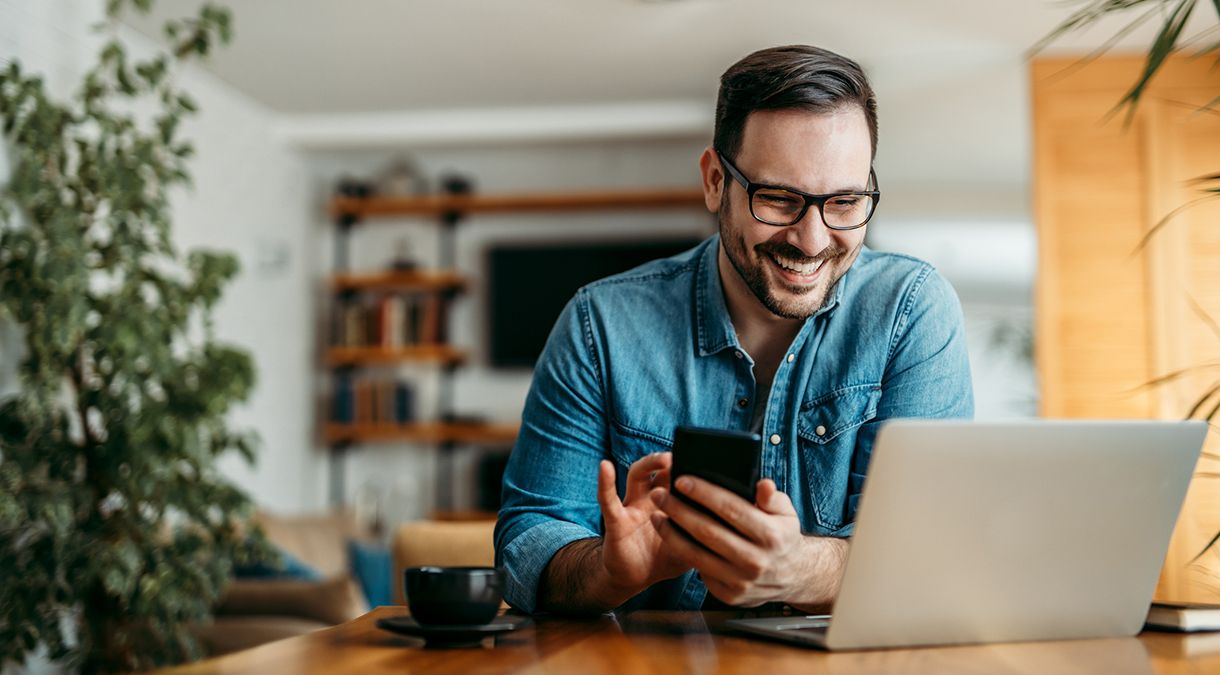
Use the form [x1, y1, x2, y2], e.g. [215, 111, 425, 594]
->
[787, 536, 850, 613]
[537, 537, 642, 615]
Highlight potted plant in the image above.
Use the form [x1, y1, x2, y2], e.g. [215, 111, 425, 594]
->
[0, 1, 269, 671]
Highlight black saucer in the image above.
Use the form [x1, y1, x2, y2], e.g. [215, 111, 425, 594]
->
[375, 615, 530, 647]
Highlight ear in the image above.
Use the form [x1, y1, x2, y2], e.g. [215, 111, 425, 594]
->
[698, 146, 724, 214]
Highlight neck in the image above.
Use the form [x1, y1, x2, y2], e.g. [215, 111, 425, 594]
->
[717, 245, 803, 358]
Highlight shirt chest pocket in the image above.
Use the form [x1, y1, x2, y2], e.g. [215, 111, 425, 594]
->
[608, 423, 674, 496]
[797, 384, 882, 530]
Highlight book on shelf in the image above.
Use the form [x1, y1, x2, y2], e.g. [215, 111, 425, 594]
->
[330, 376, 416, 426]
[1145, 601, 1220, 632]
[332, 373, 354, 423]
[332, 292, 450, 350]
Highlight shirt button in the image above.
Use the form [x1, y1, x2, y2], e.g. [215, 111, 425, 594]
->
[734, 351, 743, 359]
[815, 425, 827, 436]
[769, 434, 781, 446]
[786, 353, 795, 363]
[737, 398, 749, 408]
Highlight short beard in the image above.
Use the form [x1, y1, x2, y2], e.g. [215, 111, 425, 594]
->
[718, 193, 848, 320]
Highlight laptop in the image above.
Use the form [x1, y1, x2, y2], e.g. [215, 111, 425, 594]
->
[726, 419, 1206, 650]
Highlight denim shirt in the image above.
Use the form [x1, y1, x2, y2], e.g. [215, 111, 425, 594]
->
[495, 234, 973, 613]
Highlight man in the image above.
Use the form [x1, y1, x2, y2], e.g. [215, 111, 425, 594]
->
[494, 45, 973, 614]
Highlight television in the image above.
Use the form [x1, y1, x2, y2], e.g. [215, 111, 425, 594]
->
[487, 236, 706, 368]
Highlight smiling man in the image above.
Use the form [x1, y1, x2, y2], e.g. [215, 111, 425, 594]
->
[494, 45, 973, 614]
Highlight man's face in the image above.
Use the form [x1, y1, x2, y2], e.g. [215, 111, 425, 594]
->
[708, 107, 873, 320]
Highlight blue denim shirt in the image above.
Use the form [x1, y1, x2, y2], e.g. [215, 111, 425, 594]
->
[495, 234, 973, 613]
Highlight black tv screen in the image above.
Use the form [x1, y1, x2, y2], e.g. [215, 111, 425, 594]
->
[487, 237, 705, 368]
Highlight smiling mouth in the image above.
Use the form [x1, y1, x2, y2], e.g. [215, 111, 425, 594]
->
[766, 252, 828, 282]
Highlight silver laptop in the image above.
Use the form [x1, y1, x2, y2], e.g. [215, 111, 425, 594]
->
[727, 419, 1206, 650]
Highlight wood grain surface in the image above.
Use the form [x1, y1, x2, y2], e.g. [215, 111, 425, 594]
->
[158, 606, 1220, 675]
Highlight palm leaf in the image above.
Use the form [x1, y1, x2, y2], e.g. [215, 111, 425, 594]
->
[1032, 2, 1163, 77]
[1187, 293, 1220, 342]
[1191, 530, 1220, 563]
[1030, 0, 1132, 54]
[1133, 193, 1220, 253]
[1112, 0, 1198, 125]
[1205, 386, 1220, 421]
[1185, 381, 1220, 418]
[1134, 362, 1220, 390]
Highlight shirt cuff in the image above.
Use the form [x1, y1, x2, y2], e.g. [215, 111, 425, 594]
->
[501, 520, 600, 614]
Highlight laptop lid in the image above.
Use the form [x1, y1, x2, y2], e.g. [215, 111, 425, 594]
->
[820, 419, 1205, 650]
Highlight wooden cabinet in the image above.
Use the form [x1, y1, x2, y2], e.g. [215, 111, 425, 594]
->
[1032, 55, 1220, 602]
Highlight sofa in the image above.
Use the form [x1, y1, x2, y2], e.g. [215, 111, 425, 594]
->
[195, 511, 370, 656]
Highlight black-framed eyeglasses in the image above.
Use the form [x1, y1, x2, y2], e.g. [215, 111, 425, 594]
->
[717, 150, 880, 230]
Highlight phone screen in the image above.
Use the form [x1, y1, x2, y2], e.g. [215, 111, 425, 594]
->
[670, 425, 763, 508]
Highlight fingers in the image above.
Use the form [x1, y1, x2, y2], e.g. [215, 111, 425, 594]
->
[651, 488, 758, 568]
[624, 452, 673, 500]
[625, 452, 672, 483]
[649, 511, 743, 583]
[597, 460, 624, 523]
[755, 479, 796, 515]
[672, 475, 771, 541]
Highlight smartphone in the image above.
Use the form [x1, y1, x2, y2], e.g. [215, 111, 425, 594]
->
[670, 426, 763, 519]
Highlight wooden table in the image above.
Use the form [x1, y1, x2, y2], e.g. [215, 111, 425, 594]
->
[162, 606, 1220, 674]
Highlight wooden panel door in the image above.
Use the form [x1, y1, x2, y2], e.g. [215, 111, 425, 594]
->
[1032, 55, 1220, 603]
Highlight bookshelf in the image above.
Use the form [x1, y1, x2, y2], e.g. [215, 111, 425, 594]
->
[324, 185, 707, 510]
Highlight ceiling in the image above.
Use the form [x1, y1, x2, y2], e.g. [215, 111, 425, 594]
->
[122, 0, 1210, 115]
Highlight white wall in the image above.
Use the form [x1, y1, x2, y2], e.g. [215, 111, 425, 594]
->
[0, 0, 322, 515]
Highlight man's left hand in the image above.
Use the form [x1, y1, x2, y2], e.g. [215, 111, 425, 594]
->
[649, 476, 836, 608]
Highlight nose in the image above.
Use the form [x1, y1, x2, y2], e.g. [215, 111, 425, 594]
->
[785, 204, 833, 257]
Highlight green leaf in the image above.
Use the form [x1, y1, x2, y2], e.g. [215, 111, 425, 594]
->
[1114, 0, 1197, 121]
[0, 1, 257, 669]
[1132, 193, 1220, 253]
[1191, 531, 1220, 563]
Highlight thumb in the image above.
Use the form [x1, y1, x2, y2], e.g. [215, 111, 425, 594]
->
[755, 479, 795, 515]
[598, 460, 625, 523]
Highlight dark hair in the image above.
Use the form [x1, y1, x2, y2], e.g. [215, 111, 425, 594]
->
[714, 45, 878, 161]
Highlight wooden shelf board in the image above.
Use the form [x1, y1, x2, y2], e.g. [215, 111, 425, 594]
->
[430, 510, 498, 522]
[325, 345, 466, 366]
[324, 422, 519, 446]
[331, 187, 707, 219]
[331, 270, 467, 292]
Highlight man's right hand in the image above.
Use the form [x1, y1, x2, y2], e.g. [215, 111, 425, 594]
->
[596, 453, 690, 593]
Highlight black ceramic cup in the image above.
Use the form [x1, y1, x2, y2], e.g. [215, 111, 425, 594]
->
[403, 566, 504, 626]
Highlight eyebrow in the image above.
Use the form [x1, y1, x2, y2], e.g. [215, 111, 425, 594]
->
[757, 178, 870, 195]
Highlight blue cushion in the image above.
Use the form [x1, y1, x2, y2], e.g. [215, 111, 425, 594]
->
[348, 539, 393, 607]
[234, 546, 322, 581]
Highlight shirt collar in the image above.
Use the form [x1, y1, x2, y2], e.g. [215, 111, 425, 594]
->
[695, 234, 846, 357]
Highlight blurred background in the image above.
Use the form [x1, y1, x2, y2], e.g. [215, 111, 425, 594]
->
[2, 0, 1218, 662]
[4, 0, 1067, 518]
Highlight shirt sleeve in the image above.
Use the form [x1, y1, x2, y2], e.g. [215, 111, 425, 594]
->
[494, 289, 610, 613]
[843, 266, 975, 533]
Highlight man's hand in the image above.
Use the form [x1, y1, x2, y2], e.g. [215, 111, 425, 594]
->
[538, 453, 693, 614]
[649, 476, 846, 609]
[598, 453, 691, 592]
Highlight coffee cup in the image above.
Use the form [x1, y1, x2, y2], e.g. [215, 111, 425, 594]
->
[403, 566, 504, 625]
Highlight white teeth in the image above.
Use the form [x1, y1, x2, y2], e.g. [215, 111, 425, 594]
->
[771, 254, 825, 276]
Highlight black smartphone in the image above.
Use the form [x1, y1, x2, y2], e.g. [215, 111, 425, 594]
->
[670, 426, 763, 520]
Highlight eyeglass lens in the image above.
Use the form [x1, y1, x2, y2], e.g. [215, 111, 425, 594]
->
[751, 188, 875, 229]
